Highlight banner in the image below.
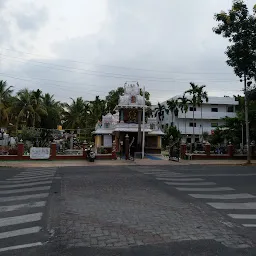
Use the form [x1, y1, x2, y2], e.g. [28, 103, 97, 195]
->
[30, 147, 50, 159]
[103, 135, 112, 147]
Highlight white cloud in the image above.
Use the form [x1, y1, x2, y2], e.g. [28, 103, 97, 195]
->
[0, 0, 252, 104]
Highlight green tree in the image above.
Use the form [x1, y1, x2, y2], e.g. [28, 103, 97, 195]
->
[62, 97, 87, 129]
[248, 87, 256, 101]
[31, 89, 47, 127]
[167, 99, 178, 126]
[162, 126, 181, 149]
[197, 85, 208, 138]
[106, 87, 124, 113]
[213, 0, 256, 163]
[41, 93, 62, 129]
[0, 80, 13, 126]
[154, 102, 168, 129]
[90, 96, 106, 124]
[13, 88, 46, 128]
[178, 94, 189, 135]
[185, 82, 200, 144]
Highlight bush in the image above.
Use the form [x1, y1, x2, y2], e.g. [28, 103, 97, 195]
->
[162, 126, 181, 149]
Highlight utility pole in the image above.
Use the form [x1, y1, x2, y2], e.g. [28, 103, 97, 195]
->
[241, 122, 244, 148]
[243, 72, 251, 164]
[142, 86, 145, 158]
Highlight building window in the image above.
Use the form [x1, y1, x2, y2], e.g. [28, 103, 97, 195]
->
[211, 122, 218, 127]
[189, 107, 196, 111]
[227, 106, 234, 112]
[104, 122, 110, 128]
[189, 122, 196, 127]
[211, 107, 218, 112]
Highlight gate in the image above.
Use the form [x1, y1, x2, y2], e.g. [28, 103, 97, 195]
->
[168, 139, 180, 162]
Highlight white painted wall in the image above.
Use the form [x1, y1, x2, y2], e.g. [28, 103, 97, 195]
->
[157, 96, 238, 138]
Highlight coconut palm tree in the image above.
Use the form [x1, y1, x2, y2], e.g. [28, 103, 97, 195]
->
[0, 80, 13, 126]
[178, 94, 189, 136]
[185, 82, 200, 144]
[41, 93, 62, 129]
[12, 88, 48, 128]
[90, 96, 107, 124]
[62, 97, 87, 129]
[197, 85, 208, 139]
[31, 89, 47, 127]
[154, 102, 169, 130]
[167, 99, 178, 126]
[13, 89, 36, 128]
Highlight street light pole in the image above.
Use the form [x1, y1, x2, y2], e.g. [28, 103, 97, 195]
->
[243, 73, 251, 164]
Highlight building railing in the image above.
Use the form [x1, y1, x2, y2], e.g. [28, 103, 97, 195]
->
[177, 111, 236, 119]
[178, 127, 213, 135]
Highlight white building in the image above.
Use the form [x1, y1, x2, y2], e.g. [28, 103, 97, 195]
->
[155, 96, 238, 143]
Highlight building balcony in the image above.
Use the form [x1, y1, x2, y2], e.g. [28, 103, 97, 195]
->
[178, 126, 214, 135]
[177, 111, 236, 120]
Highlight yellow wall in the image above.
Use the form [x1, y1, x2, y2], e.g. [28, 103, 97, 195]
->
[95, 135, 102, 148]
[157, 136, 161, 149]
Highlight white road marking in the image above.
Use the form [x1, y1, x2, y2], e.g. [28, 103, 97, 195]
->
[24, 168, 56, 171]
[0, 213, 42, 227]
[228, 214, 256, 219]
[0, 181, 52, 189]
[15, 173, 55, 178]
[0, 242, 42, 253]
[0, 201, 46, 213]
[154, 173, 256, 178]
[0, 193, 49, 202]
[0, 177, 52, 184]
[157, 178, 204, 181]
[177, 187, 234, 192]
[7, 175, 54, 181]
[143, 171, 177, 174]
[17, 170, 56, 175]
[153, 173, 184, 177]
[207, 202, 256, 210]
[165, 182, 216, 186]
[242, 224, 256, 227]
[189, 193, 256, 199]
[0, 186, 50, 194]
[0, 226, 41, 239]
[18, 169, 56, 172]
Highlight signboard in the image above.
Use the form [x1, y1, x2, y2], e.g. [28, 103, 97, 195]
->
[103, 135, 112, 147]
[30, 147, 50, 159]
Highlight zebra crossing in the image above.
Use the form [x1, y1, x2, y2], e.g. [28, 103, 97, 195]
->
[0, 167, 57, 253]
[138, 168, 256, 229]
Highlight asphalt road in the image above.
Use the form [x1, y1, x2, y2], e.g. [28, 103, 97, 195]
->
[1, 165, 256, 255]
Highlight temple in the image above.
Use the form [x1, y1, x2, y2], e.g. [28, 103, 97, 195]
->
[93, 83, 164, 157]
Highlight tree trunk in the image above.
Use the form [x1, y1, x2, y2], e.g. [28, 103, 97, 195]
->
[193, 108, 195, 149]
[185, 112, 187, 136]
[201, 105, 203, 141]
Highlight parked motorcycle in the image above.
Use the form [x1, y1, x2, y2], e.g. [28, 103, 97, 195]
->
[85, 145, 96, 162]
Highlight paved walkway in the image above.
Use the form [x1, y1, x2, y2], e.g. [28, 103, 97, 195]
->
[0, 159, 255, 168]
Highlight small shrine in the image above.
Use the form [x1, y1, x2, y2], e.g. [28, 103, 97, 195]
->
[93, 83, 164, 156]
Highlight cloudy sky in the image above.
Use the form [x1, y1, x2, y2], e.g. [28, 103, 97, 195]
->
[0, 0, 253, 104]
